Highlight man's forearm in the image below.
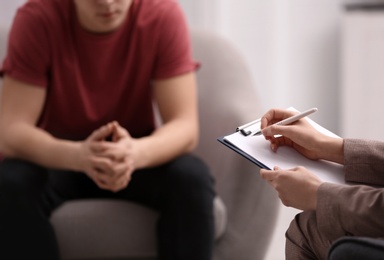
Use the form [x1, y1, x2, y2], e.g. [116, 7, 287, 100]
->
[0, 122, 82, 171]
[133, 119, 198, 169]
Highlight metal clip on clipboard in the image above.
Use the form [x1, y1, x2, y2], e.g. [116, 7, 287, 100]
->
[236, 118, 261, 136]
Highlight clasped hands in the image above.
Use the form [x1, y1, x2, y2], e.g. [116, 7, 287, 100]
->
[81, 121, 135, 193]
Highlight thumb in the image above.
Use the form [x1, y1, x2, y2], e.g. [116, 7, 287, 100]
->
[260, 168, 277, 181]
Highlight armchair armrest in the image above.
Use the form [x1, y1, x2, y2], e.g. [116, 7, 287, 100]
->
[191, 29, 280, 260]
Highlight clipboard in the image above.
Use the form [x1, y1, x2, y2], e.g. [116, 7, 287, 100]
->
[217, 135, 270, 169]
[217, 108, 345, 184]
[236, 118, 262, 137]
[217, 117, 270, 169]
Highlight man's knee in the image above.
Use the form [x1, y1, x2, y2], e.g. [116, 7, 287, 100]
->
[165, 154, 214, 192]
[0, 159, 47, 202]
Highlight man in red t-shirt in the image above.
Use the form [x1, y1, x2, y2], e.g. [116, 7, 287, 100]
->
[0, 0, 215, 259]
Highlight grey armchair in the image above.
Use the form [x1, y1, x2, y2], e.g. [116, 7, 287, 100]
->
[0, 26, 279, 260]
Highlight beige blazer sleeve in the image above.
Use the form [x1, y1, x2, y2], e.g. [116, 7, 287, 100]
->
[316, 139, 384, 241]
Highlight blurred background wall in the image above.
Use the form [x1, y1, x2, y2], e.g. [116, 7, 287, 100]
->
[2, 0, 384, 138]
[179, 0, 343, 134]
[179, 0, 384, 140]
[1, 0, 25, 28]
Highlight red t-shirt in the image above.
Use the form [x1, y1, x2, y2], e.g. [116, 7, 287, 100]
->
[0, 0, 197, 140]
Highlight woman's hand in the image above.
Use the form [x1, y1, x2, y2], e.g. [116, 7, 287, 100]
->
[260, 108, 338, 161]
[260, 166, 322, 211]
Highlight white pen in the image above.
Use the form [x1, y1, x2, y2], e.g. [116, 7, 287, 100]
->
[252, 107, 318, 136]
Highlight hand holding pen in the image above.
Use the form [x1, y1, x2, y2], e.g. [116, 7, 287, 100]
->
[253, 107, 318, 136]
[258, 108, 330, 160]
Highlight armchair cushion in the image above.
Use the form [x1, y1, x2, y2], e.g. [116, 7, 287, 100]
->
[51, 197, 226, 260]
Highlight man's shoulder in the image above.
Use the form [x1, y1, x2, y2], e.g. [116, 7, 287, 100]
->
[138, 0, 179, 9]
[17, 0, 72, 26]
[136, 0, 181, 18]
[134, 0, 184, 29]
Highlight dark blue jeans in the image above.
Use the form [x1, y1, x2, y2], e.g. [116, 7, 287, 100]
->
[0, 154, 215, 260]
